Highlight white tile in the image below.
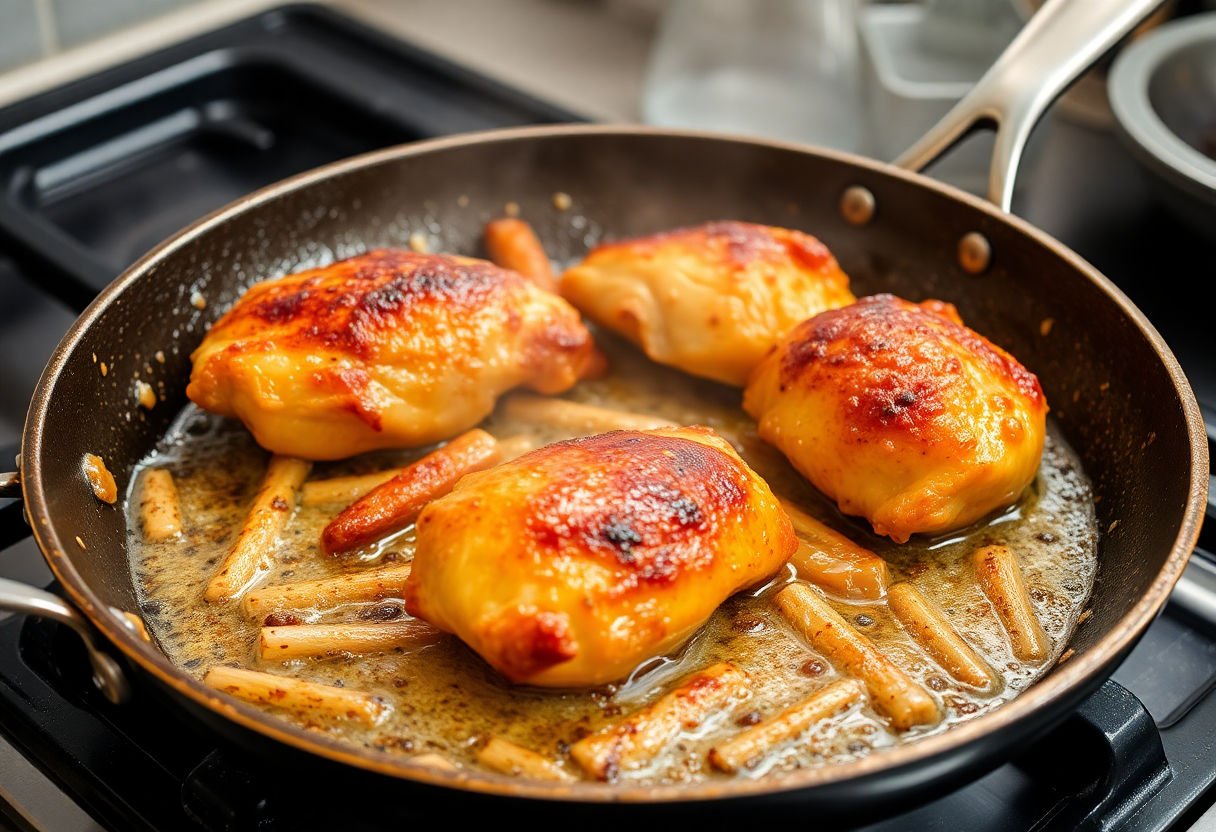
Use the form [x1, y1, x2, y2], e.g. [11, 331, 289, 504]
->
[0, 0, 43, 70]
[51, 0, 196, 47]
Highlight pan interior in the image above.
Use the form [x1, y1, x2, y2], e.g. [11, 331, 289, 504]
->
[126, 351, 1097, 784]
[24, 129, 1203, 801]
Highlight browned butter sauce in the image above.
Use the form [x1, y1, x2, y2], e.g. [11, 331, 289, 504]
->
[127, 333, 1097, 785]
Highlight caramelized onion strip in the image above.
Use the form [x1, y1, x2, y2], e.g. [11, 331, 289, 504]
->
[972, 545, 1050, 662]
[258, 620, 441, 660]
[780, 500, 891, 601]
[484, 218, 558, 293]
[477, 736, 576, 781]
[204, 665, 389, 725]
[139, 468, 182, 541]
[570, 662, 750, 781]
[775, 583, 939, 730]
[321, 430, 500, 556]
[708, 678, 864, 773]
[502, 394, 675, 435]
[888, 582, 997, 690]
[241, 564, 413, 622]
[204, 456, 311, 603]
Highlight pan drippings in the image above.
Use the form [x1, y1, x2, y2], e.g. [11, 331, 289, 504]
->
[128, 334, 1097, 785]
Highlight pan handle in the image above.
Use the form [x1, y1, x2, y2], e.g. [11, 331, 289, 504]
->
[0, 578, 131, 704]
[0, 467, 132, 705]
[0, 459, 29, 552]
[894, 0, 1165, 211]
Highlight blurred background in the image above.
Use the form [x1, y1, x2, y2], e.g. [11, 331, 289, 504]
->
[2, 0, 1210, 194]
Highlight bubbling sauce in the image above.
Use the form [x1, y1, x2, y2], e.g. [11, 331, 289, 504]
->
[128, 334, 1096, 785]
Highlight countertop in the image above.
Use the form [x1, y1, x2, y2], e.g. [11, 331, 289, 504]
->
[0, 0, 654, 120]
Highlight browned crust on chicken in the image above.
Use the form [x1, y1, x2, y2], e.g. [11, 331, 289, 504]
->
[520, 430, 751, 591]
[745, 294, 1047, 542]
[187, 249, 603, 459]
[595, 220, 839, 273]
[776, 294, 1045, 444]
[403, 426, 797, 686]
[221, 250, 532, 358]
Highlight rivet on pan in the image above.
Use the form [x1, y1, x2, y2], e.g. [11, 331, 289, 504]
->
[958, 232, 991, 275]
[840, 186, 875, 226]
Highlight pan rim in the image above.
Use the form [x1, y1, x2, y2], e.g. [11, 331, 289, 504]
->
[20, 124, 1209, 803]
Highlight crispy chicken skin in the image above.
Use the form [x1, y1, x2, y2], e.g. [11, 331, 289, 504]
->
[404, 426, 797, 687]
[559, 221, 854, 386]
[188, 250, 602, 460]
[744, 295, 1047, 543]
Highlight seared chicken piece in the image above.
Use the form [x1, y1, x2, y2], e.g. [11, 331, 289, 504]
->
[404, 426, 797, 687]
[188, 250, 602, 460]
[744, 295, 1046, 543]
[560, 221, 854, 386]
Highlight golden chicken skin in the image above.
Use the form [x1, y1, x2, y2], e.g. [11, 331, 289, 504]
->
[404, 426, 797, 687]
[188, 250, 602, 460]
[744, 295, 1046, 543]
[559, 221, 854, 386]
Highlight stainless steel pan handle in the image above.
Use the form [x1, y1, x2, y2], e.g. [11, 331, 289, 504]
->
[895, 0, 1165, 211]
[895, 0, 1216, 629]
[0, 468, 130, 704]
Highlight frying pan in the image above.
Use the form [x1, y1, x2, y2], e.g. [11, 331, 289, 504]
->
[0, 0, 1207, 817]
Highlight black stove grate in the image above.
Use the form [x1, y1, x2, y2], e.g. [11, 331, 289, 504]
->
[0, 3, 580, 311]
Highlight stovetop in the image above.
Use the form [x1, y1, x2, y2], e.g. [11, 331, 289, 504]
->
[0, 578, 1213, 831]
[0, 5, 1214, 830]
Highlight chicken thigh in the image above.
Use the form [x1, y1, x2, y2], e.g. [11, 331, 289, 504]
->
[744, 295, 1046, 543]
[404, 426, 797, 687]
[559, 221, 854, 386]
[188, 250, 602, 460]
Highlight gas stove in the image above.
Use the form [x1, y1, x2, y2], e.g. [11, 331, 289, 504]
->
[0, 6, 1213, 830]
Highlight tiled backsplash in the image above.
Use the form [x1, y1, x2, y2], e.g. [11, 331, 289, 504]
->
[0, 0, 45, 71]
[1, 0, 208, 69]
[51, 0, 198, 47]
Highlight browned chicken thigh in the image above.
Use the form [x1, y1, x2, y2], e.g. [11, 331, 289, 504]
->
[744, 295, 1047, 543]
[404, 426, 797, 687]
[560, 221, 855, 386]
[188, 250, 602, 460]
